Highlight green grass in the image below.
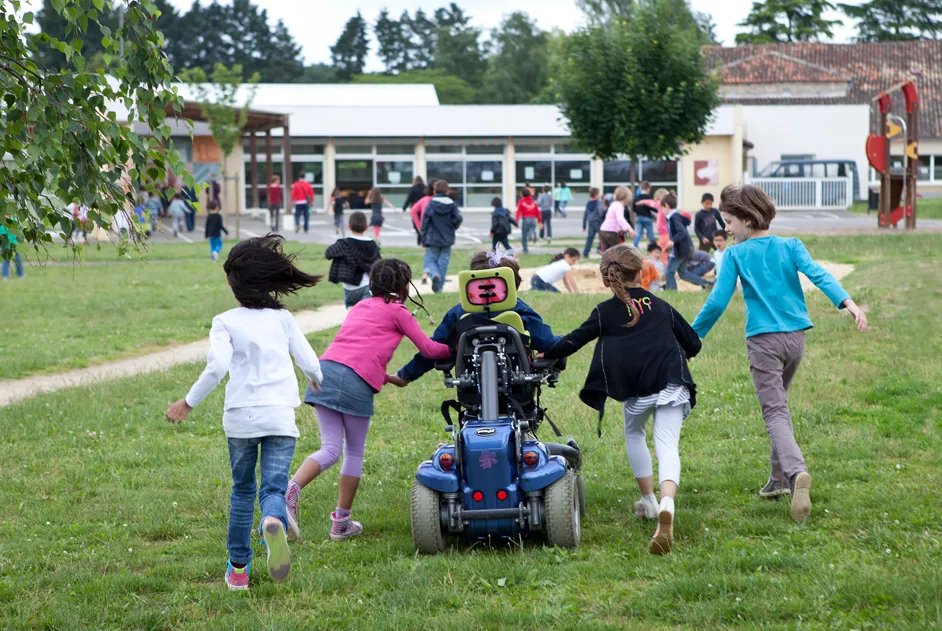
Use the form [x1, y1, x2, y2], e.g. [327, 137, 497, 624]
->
[1, 235, 940, 628]
[850, 196, 942, 219]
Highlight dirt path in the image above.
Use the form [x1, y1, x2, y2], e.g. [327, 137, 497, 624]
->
[0, 304, 349, 408]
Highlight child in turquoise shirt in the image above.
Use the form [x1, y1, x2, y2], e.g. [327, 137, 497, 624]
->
[691, 184, 867, 524]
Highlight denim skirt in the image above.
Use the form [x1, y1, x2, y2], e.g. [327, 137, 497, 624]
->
[304, 360, 376, 417]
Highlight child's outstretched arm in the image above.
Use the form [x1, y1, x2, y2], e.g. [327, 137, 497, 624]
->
[539, 307, 602, 360]
[691, 254, 738, 339]
[285, 311, 323, 387]
[791, 240, 868, 332]
[396, 305, 460, 383]
[670, 307, 703, 359]
[167, 317, 232, 423]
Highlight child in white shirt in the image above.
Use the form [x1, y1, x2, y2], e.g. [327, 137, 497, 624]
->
[531, 248, 581, 293]
[712, 230, 728, 276]
[165, 235, 323, 591]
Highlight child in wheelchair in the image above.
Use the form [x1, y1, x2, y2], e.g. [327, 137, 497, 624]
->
[394, 250, 561, 388]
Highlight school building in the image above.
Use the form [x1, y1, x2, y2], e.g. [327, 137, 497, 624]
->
[154, 40, 942, 214]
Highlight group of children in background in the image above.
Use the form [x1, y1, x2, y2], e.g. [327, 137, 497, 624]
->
[164, 183, 868, 589]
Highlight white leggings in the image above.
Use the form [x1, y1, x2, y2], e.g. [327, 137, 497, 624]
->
[623, 402, 684, 485]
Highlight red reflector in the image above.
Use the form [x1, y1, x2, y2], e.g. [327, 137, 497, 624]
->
[439, 453, 454, 469]
[496, 490, 508, 501]
[523, 451, 539, 467]
[472, 491, 484, 502]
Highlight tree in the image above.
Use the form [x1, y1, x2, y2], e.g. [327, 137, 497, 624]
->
[736, 0, 840, 44]
[406, 8, 437, 69]
[695, 11, 722, 44]
[433, 5, 486, 88]
[480, 12, 550, 104]
[331, 12, 370, 81]
[576, 0, 634, 25]
[351, 69, 477, 104]
[2, 0, 192, 257]
[841, 0, 942, 41]
[34, 0, 119, 70]
[299, 63, 336, 83]
[183, 63, 259, 239]
[556, 0, 720, 191]
[374, 8, 410, 74]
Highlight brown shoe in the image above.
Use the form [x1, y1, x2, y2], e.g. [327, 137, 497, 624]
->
[649, 508, 673, 555]
[790, 472, 812, 522]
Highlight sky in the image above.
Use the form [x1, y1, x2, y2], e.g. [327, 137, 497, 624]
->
[162, 0, 865, 72]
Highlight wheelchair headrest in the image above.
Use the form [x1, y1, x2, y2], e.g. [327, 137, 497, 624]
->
[458, 268, 517, 314]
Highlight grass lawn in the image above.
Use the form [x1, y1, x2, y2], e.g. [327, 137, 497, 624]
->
[1, 234, 940, 628]
[849, 196, 942, 219]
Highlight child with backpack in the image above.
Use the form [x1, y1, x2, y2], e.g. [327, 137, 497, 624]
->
[692, 184, 868, 522]
[538, 244, 702, 555]
[164, 235, 323, 591]
[325, 211, 381, 309]
[285, 259, 451, 542]
[489, 197, 517, 250]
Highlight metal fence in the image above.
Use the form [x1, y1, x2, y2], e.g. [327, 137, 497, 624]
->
[746, 177, 854, 210]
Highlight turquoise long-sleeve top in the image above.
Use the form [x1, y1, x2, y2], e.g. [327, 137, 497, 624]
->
[692, 236, 850, 339]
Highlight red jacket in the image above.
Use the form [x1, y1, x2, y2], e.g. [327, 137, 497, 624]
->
[515, 196, 542, 225]
[291, 179, 314, 204]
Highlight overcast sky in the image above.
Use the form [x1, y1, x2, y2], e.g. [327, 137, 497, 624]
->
[163, 0, 864, 71]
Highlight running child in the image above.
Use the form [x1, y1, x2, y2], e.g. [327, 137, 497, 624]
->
[410, 181, 434, 248]
[205, 200, 228, 262]
[664, 193, 711, 291]
[331, 188, 349, 237]
[285, 259, 451, 541]
[531, 248, 580, 293]
[514, 187, 542, 253]
[325, 211, 381, 309]
[538, 244, 701, 555]
[395, 250, 561, 385]
[366, 186, 396, 243]
[489, 197, 517, 250]
[691, 184, 868, 522]
[168, 193, 187, 238]
[165, 235, 324, 591]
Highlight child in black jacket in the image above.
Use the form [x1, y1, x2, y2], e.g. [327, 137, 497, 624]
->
[664, 193, 712, 291]
[204, 201, 228, 262]
[325, 211, 381, 308]
[539, 244, 701, 556]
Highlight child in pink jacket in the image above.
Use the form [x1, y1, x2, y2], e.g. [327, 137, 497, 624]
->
[284, 258, 450, 542]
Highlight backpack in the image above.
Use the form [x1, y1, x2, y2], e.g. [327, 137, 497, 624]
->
[494, 211, 512, 235]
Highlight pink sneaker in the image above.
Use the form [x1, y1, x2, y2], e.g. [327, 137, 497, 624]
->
[330, 511, 363, 541]
[285, 481, 301, 542]
[225, 561, 250, 591]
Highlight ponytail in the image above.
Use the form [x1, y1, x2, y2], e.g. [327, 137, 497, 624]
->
[550, 247, 581, 264]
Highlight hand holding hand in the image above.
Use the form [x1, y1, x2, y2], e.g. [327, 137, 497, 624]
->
[307, 378, 321, 393]
[534, 352, 545, 360]
[386, 374, 408, 388]
[166, 399, 192, 424]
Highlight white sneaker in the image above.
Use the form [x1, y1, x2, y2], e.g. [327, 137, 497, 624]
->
[633, 494, 659, 520]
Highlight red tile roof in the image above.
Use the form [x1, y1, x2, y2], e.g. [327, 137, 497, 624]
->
[705, 41, 942, 138]
[720, 51, 849, 84]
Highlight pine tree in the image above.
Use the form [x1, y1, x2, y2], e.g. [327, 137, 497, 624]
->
[331, 12, 370, 81]
[433, 5, 486, 88]
[841, 0, 942, 41]
[405, 8, 437, 69]
[736, 0, 840, 44]
[375, 9, 410, 74]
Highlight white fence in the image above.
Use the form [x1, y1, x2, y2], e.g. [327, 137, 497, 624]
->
[745, 177, 854, 211]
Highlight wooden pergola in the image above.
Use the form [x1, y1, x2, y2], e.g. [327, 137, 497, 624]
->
[171, 102, 293, 212]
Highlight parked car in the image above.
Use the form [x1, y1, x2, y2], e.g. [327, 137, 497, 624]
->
[757, 159, 861, 202]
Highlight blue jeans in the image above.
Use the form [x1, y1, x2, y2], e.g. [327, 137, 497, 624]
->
[539, 211, 552, 239]
[343, 285, 372, 308]
[423, 245, 452, 292]
[556, 201, 568, 218]
[688, 260, 715, 279]
[665, 253, 709, 290]
[294, 203, 310, 232]
[209, 237, 222, 258]
[185, 211, 195, 232]
[520, 217, 538, 252]
[2, 253, 24, 279]
[633, 216, 656, 247]
[226, 436, 296, 565]
[583, 222, 600, 258]
[530, 275, 560, 292]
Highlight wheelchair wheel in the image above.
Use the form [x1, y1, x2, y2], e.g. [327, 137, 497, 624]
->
[544, 469, 581, 548]
[411, 480, 446, 555]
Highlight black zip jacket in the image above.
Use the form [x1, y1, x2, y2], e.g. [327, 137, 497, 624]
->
[325, 238, 381, 286]
[205, 213, 228, 238]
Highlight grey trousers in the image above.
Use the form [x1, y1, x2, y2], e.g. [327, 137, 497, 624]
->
[746, 331, 807, 480]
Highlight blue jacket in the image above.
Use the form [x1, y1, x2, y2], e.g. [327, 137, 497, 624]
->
[420, 196, 463, 247]
[692, 236, 850, 339]
[397, 298, 562, 382]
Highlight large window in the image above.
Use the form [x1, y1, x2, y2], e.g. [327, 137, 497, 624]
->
[428, 160, 466, 205]
[376, 160, 415, 206]
[515, 160, 552, 185]
[603, 157, 679, 196]
[426, 155, 504, 207]
[514, 149, 593, 205]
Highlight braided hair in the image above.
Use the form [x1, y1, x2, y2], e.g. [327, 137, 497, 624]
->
[369, 258, 432, 320]
[600, 244, 644, 327]
[224, 234, 322, 309]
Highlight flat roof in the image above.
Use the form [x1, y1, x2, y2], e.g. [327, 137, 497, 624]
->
[171, 82, 441, 107]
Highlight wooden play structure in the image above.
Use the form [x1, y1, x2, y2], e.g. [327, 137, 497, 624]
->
[866, 80, 919, 229]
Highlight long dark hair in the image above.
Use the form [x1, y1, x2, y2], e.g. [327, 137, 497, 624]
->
[223, 234, 321, 309]
[369, 258, 431, 319]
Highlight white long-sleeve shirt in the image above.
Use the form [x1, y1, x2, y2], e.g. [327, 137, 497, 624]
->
[185, 307, 323, 412]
